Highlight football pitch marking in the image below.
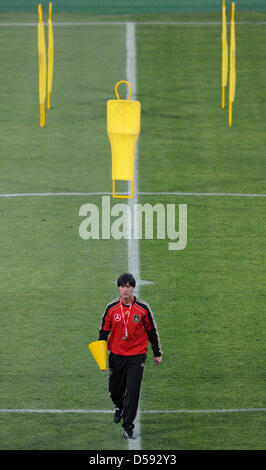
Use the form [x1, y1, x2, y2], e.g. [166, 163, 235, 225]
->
[1, 22, 266, 26]
[0, 408, 265, 414]
[126, 21, 142, 452]
[0, 191, 265, 198]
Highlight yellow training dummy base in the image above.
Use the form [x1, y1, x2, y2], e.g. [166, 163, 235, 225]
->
[107, 81, 141, 198]
[88, 340, 108, 371]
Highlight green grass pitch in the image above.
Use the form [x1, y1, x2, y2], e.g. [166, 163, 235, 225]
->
[0, 5, 265, 450]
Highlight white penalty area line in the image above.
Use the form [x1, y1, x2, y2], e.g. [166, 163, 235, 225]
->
[0, 192, 265, 198]
[0, 408, 265, 414]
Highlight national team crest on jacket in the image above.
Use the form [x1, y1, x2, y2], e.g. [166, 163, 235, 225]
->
[133, 314, 140, 323]
[99, 296, 162, 357]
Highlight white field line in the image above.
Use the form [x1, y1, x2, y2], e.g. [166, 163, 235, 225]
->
[0, 192, 265, 198]
[140, 192, 266, 197]
[126, 21, 142, 452]
[1, 22, 266, 26]
[0, 408, 265, 414]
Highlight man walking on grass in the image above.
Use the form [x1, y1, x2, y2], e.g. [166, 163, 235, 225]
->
[98, 273, 162, 439]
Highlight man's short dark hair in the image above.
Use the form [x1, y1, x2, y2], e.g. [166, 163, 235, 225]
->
[117, 273, 136, 288]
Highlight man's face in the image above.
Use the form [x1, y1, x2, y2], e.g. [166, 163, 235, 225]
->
[119, 283, 134, 303]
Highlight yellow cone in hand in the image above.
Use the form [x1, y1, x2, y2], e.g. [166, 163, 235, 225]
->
[107, 81, 141, 198]
[88, 340, 108, 371]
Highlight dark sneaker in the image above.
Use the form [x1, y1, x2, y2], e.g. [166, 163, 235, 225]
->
[114, 408, 123, 423]
[123, 429, 136, 439]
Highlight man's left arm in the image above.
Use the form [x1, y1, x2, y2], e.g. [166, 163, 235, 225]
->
[144, 306, 163, 365]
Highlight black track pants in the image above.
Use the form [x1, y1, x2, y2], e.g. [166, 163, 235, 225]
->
[108, 352, 146, 431]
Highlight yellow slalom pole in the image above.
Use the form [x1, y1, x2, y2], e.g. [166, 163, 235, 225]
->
[47, 2, 54, 110]
[221, 0, 228, 108]
[229, 1, 236, 127]
[38, 4, 46, 127]
[228, 100, 232, 127]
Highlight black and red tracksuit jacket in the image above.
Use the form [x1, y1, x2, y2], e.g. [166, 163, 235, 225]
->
[98, 296, 162, 357]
